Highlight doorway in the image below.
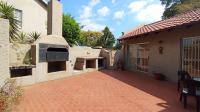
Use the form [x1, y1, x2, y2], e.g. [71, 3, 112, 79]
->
[136, 43, 150, 72]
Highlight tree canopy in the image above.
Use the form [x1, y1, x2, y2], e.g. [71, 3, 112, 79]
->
[79, 31, 103, 47]
[161, 0, 200, 19]
[62, 14, 81, 46]
[114, 41, 122, 50]
[96, 26, 115, 49]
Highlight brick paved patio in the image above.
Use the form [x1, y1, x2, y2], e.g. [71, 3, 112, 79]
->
[13, 70, 196, 112]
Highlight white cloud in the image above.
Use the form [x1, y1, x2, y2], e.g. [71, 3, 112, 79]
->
[89, 0, 101, 7]
[80, 0, 100, 19]
[136, 4, 165, 22]
[81, 19, 105, 31]
[128, 1, 147, 13]
[110, 28, 115, 32]
[97, 6, 110, 17]
[128, 0, 165, 23]
[79, 0, 105, 31]
[113, 11, 125, 20]
[80, 6, 92, 19]
[111, 0, 116, 4]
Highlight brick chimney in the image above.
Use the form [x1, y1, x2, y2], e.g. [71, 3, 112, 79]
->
[47, 0, 63, 36]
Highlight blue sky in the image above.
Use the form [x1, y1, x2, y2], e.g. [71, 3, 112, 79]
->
[46, 0, 165, 38]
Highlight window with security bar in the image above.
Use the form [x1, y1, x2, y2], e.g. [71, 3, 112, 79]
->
[182, 37, 200, 77]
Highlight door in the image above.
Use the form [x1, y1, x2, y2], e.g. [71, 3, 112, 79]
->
[136, 43, 149, 72]
[182, 37, 200, 77]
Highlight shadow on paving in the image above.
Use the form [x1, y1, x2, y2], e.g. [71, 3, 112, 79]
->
[100, 70, 196, 112]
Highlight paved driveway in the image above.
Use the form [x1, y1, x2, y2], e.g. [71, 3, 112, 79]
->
[13, 70, 195, 112]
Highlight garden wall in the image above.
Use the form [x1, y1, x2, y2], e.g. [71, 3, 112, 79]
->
[100, 49, 123, 69]
[0, 19, 10, 86]
[9, 44, 31, 66]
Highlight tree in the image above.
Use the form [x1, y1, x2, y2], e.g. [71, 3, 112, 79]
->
[0, 1, 19, 42]
[28, 32, 41, 43]
[160, 0, 200, 19]
[114, 41, 122, 50]
[97, 26, 115, 49]
[62, 14, 80, 46]
[79, 31, 103, 47]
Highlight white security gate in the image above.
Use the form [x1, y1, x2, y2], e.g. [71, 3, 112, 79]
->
[182, 37, 200, 77]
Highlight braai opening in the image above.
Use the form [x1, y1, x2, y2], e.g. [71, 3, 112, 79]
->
[47, 47, 68, 52]
[98, 59, 104, 68]
[86, 60, 96, 68]
[48, 61, 66, 73]
[46, 47, 68, 62]
[38, 43, 69, 62]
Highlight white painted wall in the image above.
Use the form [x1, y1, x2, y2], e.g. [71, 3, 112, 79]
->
[2, 0, 47, 36]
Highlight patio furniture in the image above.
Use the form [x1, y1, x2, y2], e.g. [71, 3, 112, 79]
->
[180, 77, 200, 111]
[193, 77, 200, 112]
[177, 71, 190, 91]
[197, 90, 200, 112]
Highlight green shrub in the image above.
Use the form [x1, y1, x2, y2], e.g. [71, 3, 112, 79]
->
[16, 32, 28, 44]
[0, 1, 19, 42]
[0, 79, 23, 112]
[28, 32, 41, 43]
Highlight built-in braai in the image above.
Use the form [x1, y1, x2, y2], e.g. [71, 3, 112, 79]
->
[75, 57, 105, 71]
[36, 43, 69, 73]
[39, 43, 69, 62]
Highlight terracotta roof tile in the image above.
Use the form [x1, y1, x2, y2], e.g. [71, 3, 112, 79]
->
[119, 8, 200, 40]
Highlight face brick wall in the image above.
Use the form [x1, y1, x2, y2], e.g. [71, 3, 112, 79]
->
[0, 19, 10, 86]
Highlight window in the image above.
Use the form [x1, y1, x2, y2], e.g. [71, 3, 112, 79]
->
[182, 37, 200, 77]
[14, 9, 22, 28]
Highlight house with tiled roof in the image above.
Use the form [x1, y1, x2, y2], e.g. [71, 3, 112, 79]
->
[119, 9, 200, 82]
[1, 0, 48, 35]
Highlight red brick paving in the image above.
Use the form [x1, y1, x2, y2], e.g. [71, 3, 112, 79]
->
[13, 70, 196, 112]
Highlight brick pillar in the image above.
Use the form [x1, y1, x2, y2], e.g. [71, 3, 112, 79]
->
[47, 0, 63, 36]
[0, 19, 10, 86]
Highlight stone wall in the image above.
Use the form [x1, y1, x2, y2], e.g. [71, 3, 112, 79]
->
[10, 43, 31, 66]
[0, 19, 10, 86]
[100, 49, 122, 69]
